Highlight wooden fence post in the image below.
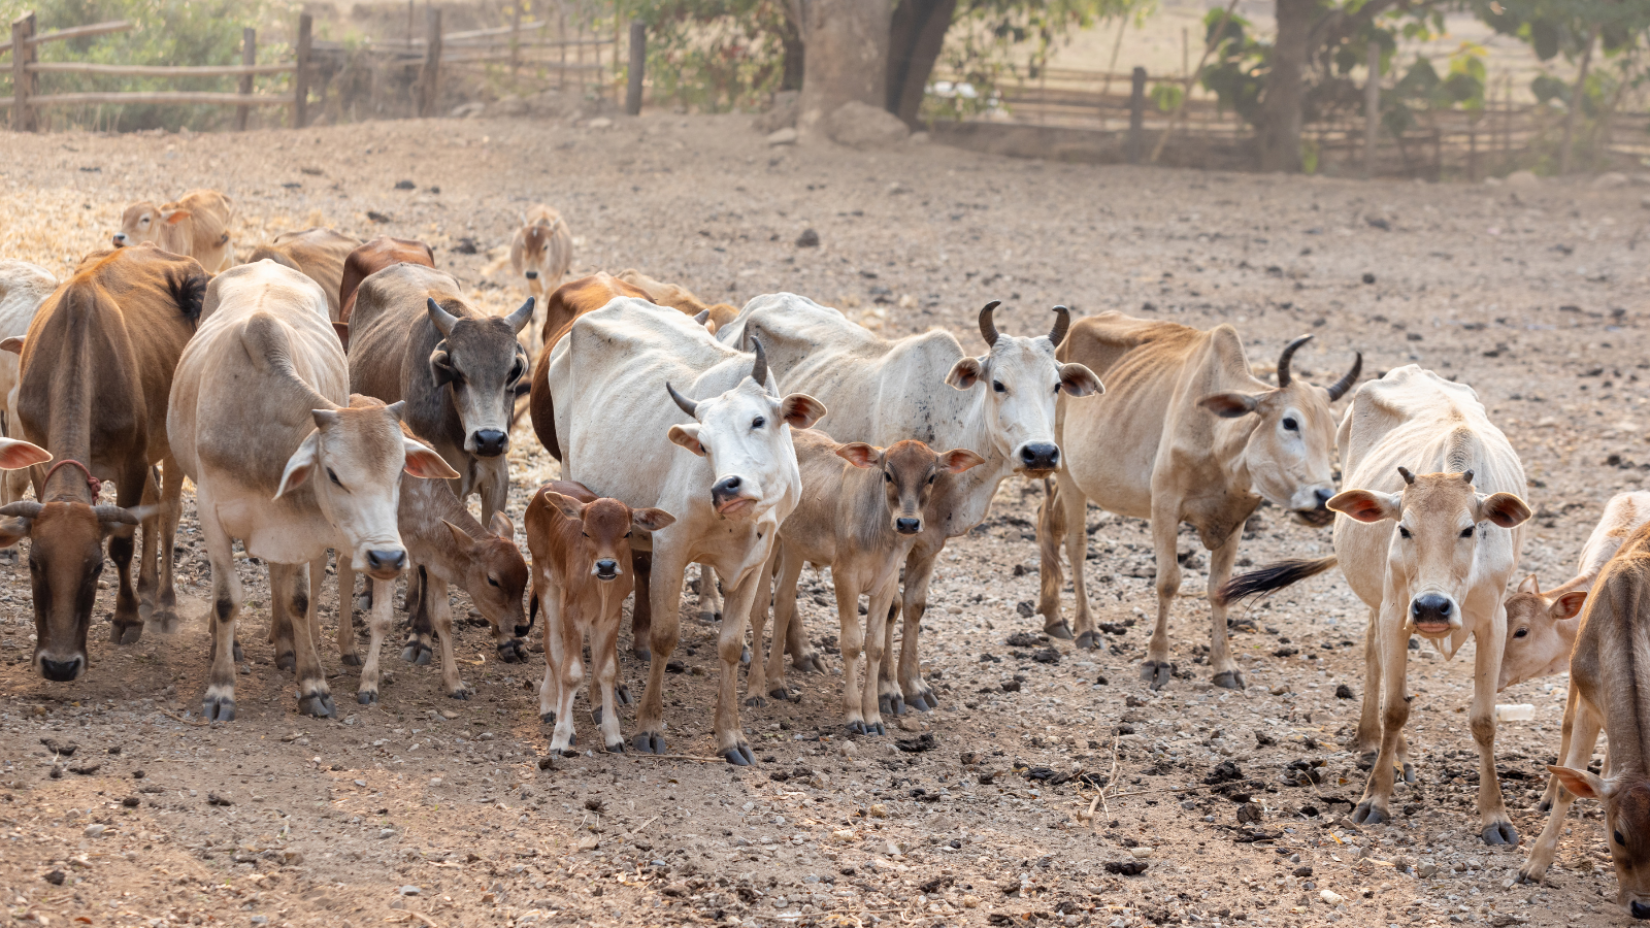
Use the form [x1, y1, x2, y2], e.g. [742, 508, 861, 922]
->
[11, 12, 37, 132]
[1363, 41, 1379, 179]
[625, 20, 644, 116]
[510, 2, 522, 74]
[293, 13, 312, 128]
[236, 27, 256, 131]
[1126, 66, 1146, 164]
[418, 6, 441, 117]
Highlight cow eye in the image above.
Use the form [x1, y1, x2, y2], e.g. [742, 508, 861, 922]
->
[486, 576, 500, 588]
[1282, 417, 1299, 431]
[1398, 526, 1412, 539]
[1513, 627, 1528, 639]
[883, 472, 892, 483]
[327, 468, 344, 489]
[1460, 527, 1475, 539]
[927, 474, 936, 485]
[510, 362, 525, 381]
[1617, 830, 1628, 846]
[992, 381, 1006, 393]
[752, 416, 765, 429]
[625, 531, 632, 538]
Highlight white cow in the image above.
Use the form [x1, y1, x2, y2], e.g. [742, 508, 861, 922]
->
[168, 260, 457, 721]
[716, 295, 1101, 715]
[1221, 365, 1531, 845]
[547, 297, 825, 764]
[0, 261, 57, 503]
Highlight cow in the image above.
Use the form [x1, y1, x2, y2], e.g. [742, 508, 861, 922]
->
[1514, 521, 1650, 918]
[113, 190, 236, 272]
[1219, 365, 1532, 845]
[337, 237, 435, 324]
[247, 229, 362, 321]
[509, 205, 573, 349]
[715, 295, 1101, 715]
[6, 245, 206, 681]
[334, 421, 530, 704]
[0, 261, 58, 503]
[1034, 314, 1360, 688]
[546, 297, 825, 763]
[528, 480, 674, 755]
[748, 430, 982, 734]
[168, 259, 457, 720]
[616, 268, 739, 332]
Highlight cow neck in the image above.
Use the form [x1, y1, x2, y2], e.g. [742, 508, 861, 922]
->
[1208, 412, 1262, 495]
[42, 302, 99, 505]
[938, 384, 1015, 531]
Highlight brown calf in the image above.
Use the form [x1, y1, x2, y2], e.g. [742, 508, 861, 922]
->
[337, 236, 435, 324]
[113, 190, 235, 272]
[509, 205, 574, 348]
[528, 480, 674, 755]
[615, 268, 738, 332]
[246, 229, 362, 322]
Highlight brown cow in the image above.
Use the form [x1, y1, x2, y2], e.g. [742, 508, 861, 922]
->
[113, 190, 236, 272]
[8, 245, 206, 680]
[337, 237, 435, 324]
[247, 229, 362, 321]
[615, 269, 738, 332]
[528, 479, 674, 755]
[509, 205, 574, 351]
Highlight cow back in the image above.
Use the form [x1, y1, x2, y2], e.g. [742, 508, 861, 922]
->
[249, 229, 361, 321]
[338, 237, 435, 322]
[346, 263, 472, 447]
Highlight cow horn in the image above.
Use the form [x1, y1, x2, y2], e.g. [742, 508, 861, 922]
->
[665, 382, 698, 418]
[0, 501, 42, 519]
[978, 300, 1002, 348]
[1326, 351, 1363, 402]
[425, 298, 458, 338]
[1275, 334, 1313, 387]
[93, 505, 140, 526]
[1397, 466, 1415, 485]
[505, 297, 535, 335]
[749, 336, 768, 389]
[1048, 305, 1071, 346]
[1461, 470, 1474, 485]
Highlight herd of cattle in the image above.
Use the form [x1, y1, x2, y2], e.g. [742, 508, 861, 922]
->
[0, 188, 1645, 915]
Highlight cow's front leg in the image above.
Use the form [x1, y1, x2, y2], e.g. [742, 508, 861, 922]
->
[336, 559, 362, 666]
[107, 462, 147, 644]
[1352, 606, 1408, 826]
[275, 561, 334, 718]
[713, 569, 763, 765]
[697, 563, 723, 625]
[760, 547, 806, 704]
[744, 547, 779, 707]
[150, 456, 185, 633]
[859, 577, 900, 735]
[427, 574, 471, 699]
[400, 566, 434, 665]
[1518, 698, 1603, 883]
[536, 584, 564, 722]
[837, 578, 871, 735]
[1205, 527, 1244, 689]
[1537, 687, 1582, 812]
[629, 550, 653, 662]
[632, 551, 687, 755]
[1141, 507, 1182, 689]
[547, 602, 584, 756]
[356, 575, 395, 705]
[893, 546, 942, 712]
[200, 508, 242, 721]
[592, 605, 625, 753]
[1472, 604, 1517, 845]
[1354, 606, 1383, 760]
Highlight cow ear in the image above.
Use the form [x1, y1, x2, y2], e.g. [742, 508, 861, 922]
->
[333, 322, 350, 352]
[1198, 393, 1260, 418]
[941, 449, 987, 473]
[1552, 591, 1588, 621]
[403, 438, 459, 480]
[945, 357, 984, 390]
[779, 393, 826, 430]
[165, 209, 192, 225]
[0, 438, 49, 470]
[0, 337, 23, 355]
[668, 424, 706, 457]
[836, 443, 881, 469]
[490, 511, 514, 539]
[1058, 362, 1104, 398]
[0, 516, 30, 547]
[1328, 489, 1400, 523]
[543, 492, 587, 522]
[632, 507, 676, 532]
[1478, 492, 1532, 529]
[1548, 765, 1610, 800]
[1517, 574, 1540, 595]
[275, 429, 322, 499]
[429, 346, 455, 387]
[442, 520, 480, 554]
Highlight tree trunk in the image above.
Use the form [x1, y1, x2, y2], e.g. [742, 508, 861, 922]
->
[1258, 0, 1314, 172]
[886, 0, 956, 126]
[797, 0, 892, 141]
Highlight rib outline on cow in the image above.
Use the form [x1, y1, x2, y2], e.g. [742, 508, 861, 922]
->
[1036, 313, 1359, 689]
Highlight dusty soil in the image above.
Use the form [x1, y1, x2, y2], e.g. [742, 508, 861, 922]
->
[1, 114, 1648, 928]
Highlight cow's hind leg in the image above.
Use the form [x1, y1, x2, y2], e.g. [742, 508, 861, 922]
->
[628, 550, 652, 663]
[1205, 527, 1244, 689]
[199, 504, 242, 721]
[1537, 687, 1581, 812]
[336, 559, 362, 666]
[135, 464, 161, 625]
[356, 575, 395, 706]
[697, 563, 722, 625]
[147, 456, 185, 633]
[400, 566, 434, 665]
[108, 461, 148, 644]
[427, 574, 472, 699]
[276, 561, 334, 717]
[1140, 507, 1182, 689]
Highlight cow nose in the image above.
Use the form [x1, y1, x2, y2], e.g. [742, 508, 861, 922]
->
[595, 559, 618, 580]
[112, 233, 127, 246]
[713, 476, 742, 497]
[1314, 488, 1334, 509]
[524, 270, 539, 279]
[895, 517, 922, 535]
[1020, 443, 1059, 470]
[366, 549, 407, 573]
[1411, 594, 1453, 627]
[1632, 901, 1650, 920]
[40, 656, 82, 682]
[473, 429, 508, 457]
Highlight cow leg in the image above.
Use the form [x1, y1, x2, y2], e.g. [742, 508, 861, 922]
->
[1518, 696, 1603, 883]
[135, 463, 161, 624]
[1472, 603, 1517, 845]
[477, 456, 508, 538]
[356, 574, 396, 705]
[893, 547, 942, 713]
[697, 563, 722, 624]
[593, 601, 625, 753]
[269, 566, 297, 674]
[336, 559, 362, 666]
[400, 566, 434, 666]
[200, 504, 242, 721]
[548, 602, 584, 756]
[783, 594, 826, 674]
[428, 573, 471, 699]
[629, 550, 652, 662]
[1034, 475, 1066, 634]
[837, 577, 871, 736]
[713, 570, 762, 765]
[633, 551, 687, 755]
[762, 546, 806, 704]
[1141, 507, 1182, 689]
[1537, 686, 1582, 812]
[744, 547, 778, 708]
[534, 582, 562, 721]
[1354, 606, 1383, 761]
[1205, 527, 1244, 690]
[859, 577, 900, 736]
[1352, 606, 1408, 826]
[149, 456, 185, 634]
[277, 560, 334, 718]
[107, 462, 147, 645]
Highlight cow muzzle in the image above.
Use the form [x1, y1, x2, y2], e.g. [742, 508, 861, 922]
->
[111, 233, 128, 247]
[894, 516, 923, 536]
[593, 559, 620, 581]
[711, 476, 756, 518]
[1289, 488, 1336, 527]
[1409, 593, 1459, 636]
[1017, 442, 1060, 475]
[363, 548, 408, 580]
[38, 653, 85, 682]
[524, 270, 539, 280]
[470, 429, 509, 458]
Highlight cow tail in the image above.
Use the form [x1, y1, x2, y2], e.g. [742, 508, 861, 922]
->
[1215, 556, 1338, 607]
[169, 267, 208, 324]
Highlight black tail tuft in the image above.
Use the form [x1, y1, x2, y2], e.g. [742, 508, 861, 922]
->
[1215, 556, 1338, 607]
[171, 269, 208, 323]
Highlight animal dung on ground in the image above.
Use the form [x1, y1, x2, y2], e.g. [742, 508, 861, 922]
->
[1105, 861, 1149, 876]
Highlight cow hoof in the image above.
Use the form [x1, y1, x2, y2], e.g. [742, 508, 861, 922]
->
[540, 711, 556, 725]
[340, 652, 362, 667]
[449, 686, 471, 701]
[150, 610, 181, 635]
[1211, 670, 1245, 690]
[723, 744, 756, 766]
[1536, 798, 1553, 814]
[1514, 866, 1545, 885]
[868, 721, 886, 736]
[112, 623, 143, 645]
[1351, 801, 1388, 826]
[631, 645, 651, 662]
[794, 652, 827, 674]
[878, 693, 906, 717]
[558, 746, 579, 758]
[1401, 762, 1417, 785]
[1228, 617, 1259, 633]
[744, 695, 766, 709]
[591, 706, 603, 725]
[401, 641, 432, 665]
[698, 610, 720, 626]
[1074, 631, 1101, 651]
[1044, 620, 1074, 641]
[275, 652, 296, 673]
[513, 624, 532, 638]
[232, 640, 245, 663]
[203, 696, 236, 722]
[848, 721, 868, 735]
[907, 691, 935, 712]
[1481, 822, 1519, 846]
[497, 639, 528, 664]
[633, 732, 666, 755]
[298, 692, 336, 718]
[356, 690, 378, 706]
[769, 685, 799, 703]
[615, 684, 634, 706]
[605, 741, 625, 754]
[1140, 661, 1172, 690]
[1355, 752, 1377, 772]
[740, 645, 751, 666]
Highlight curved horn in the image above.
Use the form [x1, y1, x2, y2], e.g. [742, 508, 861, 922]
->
[1325, 351, 1363, 402]
[1275, 334, 1313, 387]
[1397, 466, 1415, 486]
[93, 505, 140, 526]
[505, 297, 535, 335]
[665, 382, 698, 418]
[1461, 470, 1475, 485]
[749, 336, 768, 389]
[977, 300, 1002, 348]
[425, 297, 459, 338]
[0, 501, 42, 519]
[1048, 305, 1071, 346]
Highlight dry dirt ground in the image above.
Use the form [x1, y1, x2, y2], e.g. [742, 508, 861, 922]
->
[1, 113, 1649, 928]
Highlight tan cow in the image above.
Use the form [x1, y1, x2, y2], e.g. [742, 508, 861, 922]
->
[247, 229, 362, 322]
[510, 205, 573, 351]
[0, 261, 58, 504]
[113, 190, 236, 272]
[9, 245, 206, 681]
[1037, 313, 1359, 688]
[1515, 521, 1650, 919]
[616, 268, 738, 332]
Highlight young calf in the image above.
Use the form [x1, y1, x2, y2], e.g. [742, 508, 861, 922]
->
[509, 206, 573, 351]
[528, 480, 673, 756]
[1516, 522, 1650, 919]
[748, 430, 982, 735]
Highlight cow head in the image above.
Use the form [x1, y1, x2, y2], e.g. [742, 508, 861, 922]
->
[426, 297, 533, 458]
[542, 493, 674, 581]
[1200, 335, 1361, 527]
[1497, 575, 1588, 690]
[1544, 770, 1650, 918]
[442, 512, 531, 636]
[276, 399, 458, 580]
[944, 302, 1102, 478]
[666, 339, 826, 522]
[1331, 468, 1531, 638]
[112, 201, 182, 248]
[838, 440, 984, 535]
[513, 218, 560, 285]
